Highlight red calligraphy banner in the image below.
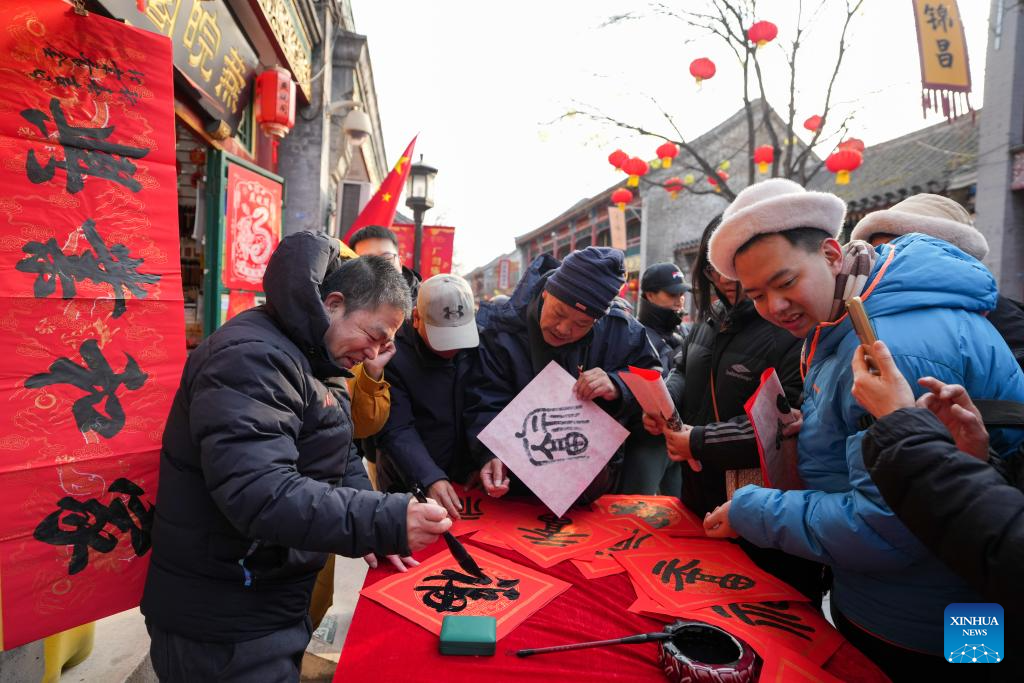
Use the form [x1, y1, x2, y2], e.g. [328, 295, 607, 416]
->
[392, 223, 455, 277]
[0, 3, 184, 648]
[221, 162, 281, 291]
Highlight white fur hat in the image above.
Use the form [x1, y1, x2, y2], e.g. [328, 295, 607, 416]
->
[707, 178, 847, 279]
[849, 193, 988, 260]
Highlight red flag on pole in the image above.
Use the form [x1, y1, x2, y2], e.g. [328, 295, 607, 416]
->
[342, 135, 417, 243]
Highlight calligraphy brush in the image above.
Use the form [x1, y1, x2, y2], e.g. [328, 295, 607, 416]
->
[515, 630, 674, 657]
[410, 483, 486, 579]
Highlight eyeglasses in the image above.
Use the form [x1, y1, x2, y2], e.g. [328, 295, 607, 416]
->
[377, 252, 399, 262]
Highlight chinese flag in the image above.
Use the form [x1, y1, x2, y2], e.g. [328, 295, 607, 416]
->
[342, 135, 417, 243]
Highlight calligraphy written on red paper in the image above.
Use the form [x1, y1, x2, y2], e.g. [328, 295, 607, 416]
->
[490, 506, 631, 569]
[360, 544, 570, 640]
[0, 3, 184, 649]
[618, 542, 809, 611]
[571, 520, 676, 580]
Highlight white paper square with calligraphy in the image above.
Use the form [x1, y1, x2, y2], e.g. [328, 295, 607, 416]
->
[477, 361, 629, 517]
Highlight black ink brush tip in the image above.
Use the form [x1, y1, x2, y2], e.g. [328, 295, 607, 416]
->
[411, 483, 486, 579]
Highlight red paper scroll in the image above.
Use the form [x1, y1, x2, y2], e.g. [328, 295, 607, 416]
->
[360, 544, 570, 640]
[392, 223, 455, 277]
[222, 162, 282, 291]
[0, 4, 184, 648]
[592, 494, 705, 536]
[618, 541, 808, 612]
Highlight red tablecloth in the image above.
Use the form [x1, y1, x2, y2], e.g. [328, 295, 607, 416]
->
[333, 538, 889, 682]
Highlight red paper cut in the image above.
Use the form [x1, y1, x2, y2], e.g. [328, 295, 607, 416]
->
[617, 542, 809, 611]
[222, 163, 282, 291]
[0, 3, 185, 648]
[360, 544, 570, 640]
[592, 494, 704, 536]
[489, 506, 631, 569]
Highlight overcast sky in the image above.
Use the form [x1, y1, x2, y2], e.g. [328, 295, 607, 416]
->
[349, 0, 993, 273]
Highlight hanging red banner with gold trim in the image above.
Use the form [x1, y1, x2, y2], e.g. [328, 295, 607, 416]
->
[911, 0, 972, 120]
[0, 2, 184, 649]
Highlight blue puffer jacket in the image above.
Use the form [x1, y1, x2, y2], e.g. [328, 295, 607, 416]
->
[729, 234, 1024, 654]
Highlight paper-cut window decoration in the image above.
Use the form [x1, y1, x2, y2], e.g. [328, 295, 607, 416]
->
[477, 362, 629, 517]
[360, 545, 570, 640]
[592, 494, 704, 536]
[618, 542, 809, 611]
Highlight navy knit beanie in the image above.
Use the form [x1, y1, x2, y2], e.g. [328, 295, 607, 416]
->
[544, 246, 626, 319]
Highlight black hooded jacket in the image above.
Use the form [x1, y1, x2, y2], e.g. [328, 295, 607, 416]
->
[466, 254, 660, 471]
[141, 232, 411, 642]
[666, 299, 803, 515]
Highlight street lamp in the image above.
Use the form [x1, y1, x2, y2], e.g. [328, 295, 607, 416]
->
[405, 154, 438, 273]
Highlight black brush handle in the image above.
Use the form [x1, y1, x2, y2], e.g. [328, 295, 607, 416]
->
[411, 484, 485, 578]
[516, 631, 672, 657]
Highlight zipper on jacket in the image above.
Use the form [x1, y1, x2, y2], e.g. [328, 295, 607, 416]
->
[238, 540, 260, 588]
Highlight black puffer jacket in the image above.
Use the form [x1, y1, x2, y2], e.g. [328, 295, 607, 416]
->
[141, 232, 411, 642]
[990, 295, 1024, 373]
[863, 406, 1024, 613]
[666, 299, 802, 515]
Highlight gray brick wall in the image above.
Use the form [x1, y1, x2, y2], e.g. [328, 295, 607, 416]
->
[975, 1, 1024, 300]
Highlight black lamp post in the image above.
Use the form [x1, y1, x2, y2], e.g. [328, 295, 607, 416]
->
[405, 155, 437, 273]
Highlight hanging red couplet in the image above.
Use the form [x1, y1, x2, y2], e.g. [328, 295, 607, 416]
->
[0, 3, 185, 648]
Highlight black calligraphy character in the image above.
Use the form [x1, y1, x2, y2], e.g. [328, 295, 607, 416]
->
[652, 558, 755, 592]
[414, 569, 520, 613]
[597, 527, 653, 557]
[25, 338, 148, 439]
[458, 495, 483, 521]
[515, 406, 590, 466]
[22, 98, 150, 193]
[517, 513, 588, 547]
[924, 3, 951, 32]
[16, 218, 161, 318]
[936, 39, 954, 68]
[710, 602, 814, 641]
[33, 477, 154, 575]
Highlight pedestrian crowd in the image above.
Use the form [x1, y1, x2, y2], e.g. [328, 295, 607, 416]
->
[141, 181, 1024, 682]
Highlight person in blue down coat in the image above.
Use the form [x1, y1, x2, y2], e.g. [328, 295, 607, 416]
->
[465, 247, 661, 500]
[701, 179, 1024, 680]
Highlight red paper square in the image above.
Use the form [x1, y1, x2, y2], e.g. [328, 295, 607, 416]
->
[616, 541, 809, 611]
[758, 646, 844, 682]
[447, 484, 532, 537]
[489, 506, 631, 569]
[592, 494, 704, 536]
[571, 521, 676, 580]
[359, 545, 570, 640]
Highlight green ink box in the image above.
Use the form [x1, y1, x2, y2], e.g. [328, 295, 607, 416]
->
[439, 615, 496, 656]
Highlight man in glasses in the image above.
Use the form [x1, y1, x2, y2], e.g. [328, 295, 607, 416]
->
[349, 225, 420, 304]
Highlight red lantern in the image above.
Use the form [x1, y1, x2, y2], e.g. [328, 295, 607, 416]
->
[608, 149, 629, 170]
[689, 58, 716, 85]
[803, 114, 823, 132]
[254, 67, 296, 139]
[611, 188, 633, 210]
[656, 142, 679, 168]
[188, 147, 206, 166]
[664, 176, 684, 199]
[837, 138, 865, 154]
[753, 145, 774, 174]
[623, 157, 648, 187]
[707, 170, 729, 192]
[825, 149, 863, 185]
[628, 278, 639, 293]
[747, 21, 778, 47]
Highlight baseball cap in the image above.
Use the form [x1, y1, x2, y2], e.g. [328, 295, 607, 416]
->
[640, 263, 688, 295]
[417, 274, 479, 351]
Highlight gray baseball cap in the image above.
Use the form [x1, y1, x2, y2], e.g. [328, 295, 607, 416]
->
[417, 274, 479, 351]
